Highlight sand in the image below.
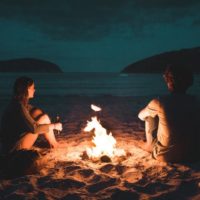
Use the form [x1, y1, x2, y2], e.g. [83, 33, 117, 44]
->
[0, 96, 200, 200]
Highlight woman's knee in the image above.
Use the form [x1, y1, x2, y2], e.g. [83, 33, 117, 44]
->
[30, 108, 44, 120]
[37, 114, 51, 124]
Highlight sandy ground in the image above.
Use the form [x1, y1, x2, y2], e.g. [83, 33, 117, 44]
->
[0, 96, 200, 200]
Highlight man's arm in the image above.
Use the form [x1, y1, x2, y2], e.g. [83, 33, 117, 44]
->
[138, 107, 149, 121]
[138, 99, 159, 121]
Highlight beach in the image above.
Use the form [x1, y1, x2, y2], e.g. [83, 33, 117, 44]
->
[0, 95, 200, 200]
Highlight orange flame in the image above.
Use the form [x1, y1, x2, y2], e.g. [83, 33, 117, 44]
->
[84, 105, 125, 158]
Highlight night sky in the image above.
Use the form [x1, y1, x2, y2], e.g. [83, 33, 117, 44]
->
[0, 0, 200, 72]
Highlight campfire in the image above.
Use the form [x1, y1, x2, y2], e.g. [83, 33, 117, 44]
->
[83, 104, 126, 161]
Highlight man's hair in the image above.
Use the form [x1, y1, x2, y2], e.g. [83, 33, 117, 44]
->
[13, 76, 34, 104]
[163, 65, 193, 93]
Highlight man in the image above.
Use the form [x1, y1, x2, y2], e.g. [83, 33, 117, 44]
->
[138, 65, 200, 163]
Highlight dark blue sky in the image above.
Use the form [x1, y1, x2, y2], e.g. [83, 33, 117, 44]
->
[0, 0, 200, 72]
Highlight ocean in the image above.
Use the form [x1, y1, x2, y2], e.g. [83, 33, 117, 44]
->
[0, 73, 199, 97]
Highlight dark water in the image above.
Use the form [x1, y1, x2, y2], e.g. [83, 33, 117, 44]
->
[0, 73, 199, 97]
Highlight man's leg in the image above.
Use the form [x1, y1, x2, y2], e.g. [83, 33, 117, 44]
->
[144, 116, 158, 151]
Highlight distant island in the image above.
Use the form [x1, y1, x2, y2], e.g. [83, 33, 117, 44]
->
[0, 58, 62, 73]
[122, 47, 200, 73]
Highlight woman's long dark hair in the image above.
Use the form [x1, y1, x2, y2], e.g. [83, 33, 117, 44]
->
[13, 76, 34, 105]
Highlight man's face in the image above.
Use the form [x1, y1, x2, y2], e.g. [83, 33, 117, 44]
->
[166, 81, 174, 92]
[163, 74, 175, 92]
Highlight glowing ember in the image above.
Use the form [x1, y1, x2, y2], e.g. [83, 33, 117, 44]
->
[84, 105, 125, 159]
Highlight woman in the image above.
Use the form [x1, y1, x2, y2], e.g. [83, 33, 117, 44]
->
[0, 76, 62, 155]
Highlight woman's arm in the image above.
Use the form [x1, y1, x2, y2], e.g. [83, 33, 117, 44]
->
[19, 103, 51, 134]
[19, 104, 62, 134]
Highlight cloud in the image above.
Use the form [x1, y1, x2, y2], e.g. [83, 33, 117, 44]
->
[0, 0, 200, 40]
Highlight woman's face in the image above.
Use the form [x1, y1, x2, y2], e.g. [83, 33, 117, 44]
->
[28, 83, 35, 99]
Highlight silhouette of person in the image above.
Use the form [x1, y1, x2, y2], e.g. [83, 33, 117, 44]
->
[0, 76, 63, 177]
[1, 76, 63, 154]
[138, 65, 200, 163]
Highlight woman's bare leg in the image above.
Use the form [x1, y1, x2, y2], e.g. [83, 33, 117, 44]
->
[14, 133, 38, 151]
[12, 108, 59, 151]
[37, 114, 59, 148]
[30, 108, 59, 148]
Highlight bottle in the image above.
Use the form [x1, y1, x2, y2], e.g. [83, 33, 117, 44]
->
[56, 115, 61, 134]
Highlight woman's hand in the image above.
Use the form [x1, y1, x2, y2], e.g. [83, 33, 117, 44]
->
[54, 123, 63, 131]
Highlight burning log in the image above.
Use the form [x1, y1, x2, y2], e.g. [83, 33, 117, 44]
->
[81, 152, 112, 163]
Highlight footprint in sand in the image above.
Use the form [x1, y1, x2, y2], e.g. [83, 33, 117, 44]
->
[99, 164, 114, 173]
[78, 169, 94, 178]
[115, 165, 126, 175]
[64, 165, 81, 173]
[87, 178, 118, 193]
[110, 188, 139, 200]
[38, 178, 85, 190]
